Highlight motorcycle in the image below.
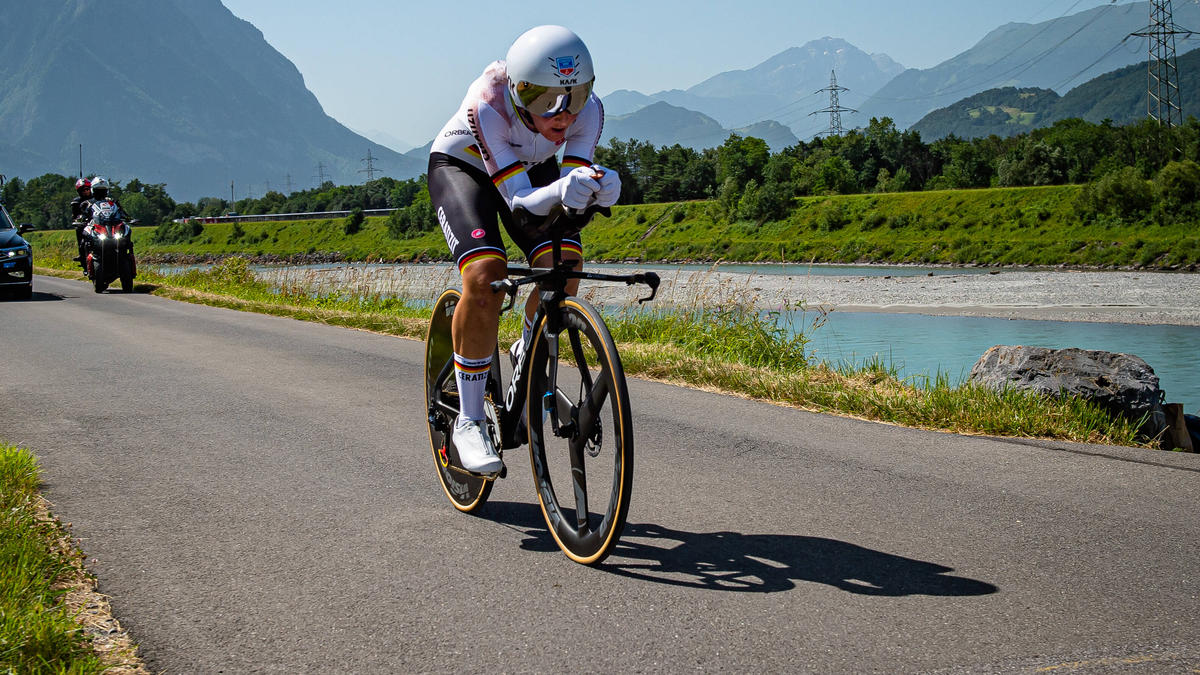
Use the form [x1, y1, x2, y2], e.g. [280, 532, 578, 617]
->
[82, 199, 137, 293]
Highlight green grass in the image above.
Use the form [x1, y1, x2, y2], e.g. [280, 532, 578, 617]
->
[0, 442, 110, 673]
[585, 187, 1198, 269]
[33, 248, 1147, 447]
[25, 184, 1200, 270]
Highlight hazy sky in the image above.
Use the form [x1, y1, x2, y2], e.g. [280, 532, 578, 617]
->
[219, 0, 1134, 148]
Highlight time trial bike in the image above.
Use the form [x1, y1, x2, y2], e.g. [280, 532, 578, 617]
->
[424, 204, 659, 565]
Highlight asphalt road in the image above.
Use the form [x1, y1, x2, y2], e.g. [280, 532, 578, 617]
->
[3, 274, 1198, 673]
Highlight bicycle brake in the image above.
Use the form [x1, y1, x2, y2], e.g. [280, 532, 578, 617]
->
[633, 272, 661, 304]
[490, 278, 520, 312]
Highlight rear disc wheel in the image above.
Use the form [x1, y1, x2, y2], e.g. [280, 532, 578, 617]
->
[425, 288, 495, 511]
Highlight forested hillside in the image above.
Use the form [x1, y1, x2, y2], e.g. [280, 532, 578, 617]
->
[912, 48, 1200, 140]
[859, 1, 1200, 129]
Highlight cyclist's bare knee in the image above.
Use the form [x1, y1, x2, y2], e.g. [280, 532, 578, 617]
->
[460, 257, 507, 311]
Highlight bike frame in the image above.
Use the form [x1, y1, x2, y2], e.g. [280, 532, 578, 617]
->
[487, 255, 657, 450]
[505, 205, 659, 444]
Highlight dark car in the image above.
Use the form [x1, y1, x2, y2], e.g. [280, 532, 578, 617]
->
[0, 203, 33, 300]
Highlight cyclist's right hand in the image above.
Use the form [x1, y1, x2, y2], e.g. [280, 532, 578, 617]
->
[557, 166, 601, 210]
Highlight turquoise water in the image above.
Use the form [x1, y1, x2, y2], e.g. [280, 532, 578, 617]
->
[590, 262, 998, 277]
[791, 310, 1200, 414]
[151, 261, 1198, 412]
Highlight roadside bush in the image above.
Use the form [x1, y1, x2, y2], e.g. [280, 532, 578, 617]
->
[1154, 160, 1200, 211]
[210, 256, 256, 286]
[1078, 167, 1153, 221]
[386, 186, 435, 239]
[151, 219, 203, 244]
[344, 207, 364, 235]
[860, 211, 886, 231]
[815, 200, 848, 232]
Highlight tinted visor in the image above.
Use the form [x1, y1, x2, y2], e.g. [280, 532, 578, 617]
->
[514, 80, 593, 117]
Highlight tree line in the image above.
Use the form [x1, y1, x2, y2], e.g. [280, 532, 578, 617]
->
[594, 116, 1200, 224]
[5, 115, 1198, 235]
[0, 174, 429, 232]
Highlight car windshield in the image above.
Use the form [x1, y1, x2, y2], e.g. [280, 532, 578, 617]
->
[0, 206, 15, 230]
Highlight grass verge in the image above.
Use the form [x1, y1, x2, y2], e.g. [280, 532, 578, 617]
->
[34, 249, 1146, 447]
[0, 441, 147, 674]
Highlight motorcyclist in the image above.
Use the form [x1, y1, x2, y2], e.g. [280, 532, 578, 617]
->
[70, 178, 92, 264]
[85, 176, 129, 222]
[427, 25, 621, 473]
[79, 176, 131, 268]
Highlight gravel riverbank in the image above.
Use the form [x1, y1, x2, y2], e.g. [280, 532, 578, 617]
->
[263, 264, 1200, 327]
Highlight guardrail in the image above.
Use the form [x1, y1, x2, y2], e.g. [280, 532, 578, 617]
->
[179, 208, 398, 224]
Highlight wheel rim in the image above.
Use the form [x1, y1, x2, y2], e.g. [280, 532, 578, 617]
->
[527, 300, 632, 564]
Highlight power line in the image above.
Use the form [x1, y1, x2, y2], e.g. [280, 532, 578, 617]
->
[809, 70, 857, 137]
[313, 162, 329, 188]
[1049, 38, 1134, 91]
[867, 0, 1122, 105]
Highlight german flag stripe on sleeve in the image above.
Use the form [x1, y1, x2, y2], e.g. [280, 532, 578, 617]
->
[561, 155, 591, 170]
[457, 247, 507, 273]
[464, 144, 482, 159]
[491, 162, 524, 187]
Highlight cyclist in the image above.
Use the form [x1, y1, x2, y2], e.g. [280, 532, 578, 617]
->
[428, 25, 621, 473]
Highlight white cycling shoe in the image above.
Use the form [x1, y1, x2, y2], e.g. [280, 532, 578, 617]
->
[452, 416, 504, 474]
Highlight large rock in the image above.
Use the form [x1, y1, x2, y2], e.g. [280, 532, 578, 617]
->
[968, 346, 1166, 439]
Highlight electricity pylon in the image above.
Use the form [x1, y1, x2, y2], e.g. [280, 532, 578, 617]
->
[809, 70, 857, 138]
[1132, 0, 1194, 127]
[359, 149, 382, 182]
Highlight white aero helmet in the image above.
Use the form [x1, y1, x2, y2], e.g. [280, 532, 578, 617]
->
[506, 25, 594, 118]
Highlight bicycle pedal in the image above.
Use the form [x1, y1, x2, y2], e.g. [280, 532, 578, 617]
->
[465, 464, 505, 479]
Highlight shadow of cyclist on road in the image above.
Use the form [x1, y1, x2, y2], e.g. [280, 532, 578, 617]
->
[485, 501, 997, 597]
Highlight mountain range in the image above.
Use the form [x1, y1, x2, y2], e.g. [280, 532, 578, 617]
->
[3, 1, 1197, 201]
[911, 46, 1200, 140]
[858, 1, 1200, 130]
[600, 102, 799, 151]
[0, 0, 424, 202]
[602, 37, 905, 142]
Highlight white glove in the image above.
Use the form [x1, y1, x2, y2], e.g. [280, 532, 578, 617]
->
[557, 166, 601, 210]
[593, 165, 621, 207]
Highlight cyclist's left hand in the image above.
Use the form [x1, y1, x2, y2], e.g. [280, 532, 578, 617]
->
[592, 165, 621, 207]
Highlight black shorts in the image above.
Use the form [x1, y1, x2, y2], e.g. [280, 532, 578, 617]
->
[428, 152, 583, 274]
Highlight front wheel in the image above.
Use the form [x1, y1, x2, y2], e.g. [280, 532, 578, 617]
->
[526, 297, 633, 565]
[119, 253, 135, 292]
[92, 262, 107, 293]
[425, 288, 495, 512]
